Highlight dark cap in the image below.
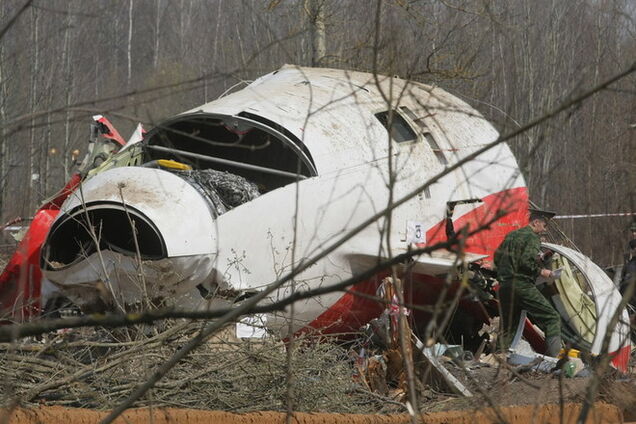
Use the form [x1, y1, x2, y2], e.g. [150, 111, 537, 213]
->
[529, 207, 556, 221]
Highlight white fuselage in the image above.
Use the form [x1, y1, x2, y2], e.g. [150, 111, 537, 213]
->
[43, 65, 527, 334]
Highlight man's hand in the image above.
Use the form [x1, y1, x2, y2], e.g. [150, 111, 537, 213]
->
[540, 268, 563, 281]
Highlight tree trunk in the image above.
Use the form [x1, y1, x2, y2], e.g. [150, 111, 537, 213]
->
[28, 6, 39, 214]
[62, 4, 73, 180]
[0, 42, 6, 219]
[43, 98, 51, 197]
[153, 0, 161, 69]
[127, 0, 133, 87]
[305, 0, 327, 66]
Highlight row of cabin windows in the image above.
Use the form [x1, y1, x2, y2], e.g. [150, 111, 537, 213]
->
[374, 107, 448, 166]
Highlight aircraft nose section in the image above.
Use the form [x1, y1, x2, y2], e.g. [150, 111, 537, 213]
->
[41, 167, 219, 311]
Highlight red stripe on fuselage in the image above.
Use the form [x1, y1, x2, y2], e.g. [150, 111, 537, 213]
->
[307, 187, 529, 334]
[425, 186, 529, 263]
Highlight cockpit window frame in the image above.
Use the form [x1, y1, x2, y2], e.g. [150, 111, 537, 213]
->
[373, 109, 419, 144]
[398, 106, 448, 166]
[144, 112, 318, 178]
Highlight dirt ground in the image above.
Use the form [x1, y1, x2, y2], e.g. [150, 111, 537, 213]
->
[421, 365, 592, 412]
[0, 402, 624, 424]
[418, 358, 636, 421]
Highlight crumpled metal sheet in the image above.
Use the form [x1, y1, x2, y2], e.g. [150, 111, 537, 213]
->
[178, 169, 260, 216]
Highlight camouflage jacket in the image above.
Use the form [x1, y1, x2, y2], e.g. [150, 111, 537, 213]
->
[494, 226, 540, 285]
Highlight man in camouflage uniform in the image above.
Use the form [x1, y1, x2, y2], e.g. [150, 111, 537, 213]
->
[494, 208, 562, 356]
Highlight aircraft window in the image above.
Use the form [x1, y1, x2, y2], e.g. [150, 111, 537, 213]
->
[424, 134, 448, 165]
[399, 106, 447, 165]
[374, 111, 417, 143]
[144, 114, 314, 193]
[237, 111, 316, 172]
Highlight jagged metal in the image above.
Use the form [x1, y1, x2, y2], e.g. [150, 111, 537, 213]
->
[178, 169, 260, 217]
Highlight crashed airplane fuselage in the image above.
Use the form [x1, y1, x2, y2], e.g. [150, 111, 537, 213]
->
[44, 65, 525, 320]
[1, 65, 630, 369]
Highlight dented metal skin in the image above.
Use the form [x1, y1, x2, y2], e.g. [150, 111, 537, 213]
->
[37, 66, 630, 369]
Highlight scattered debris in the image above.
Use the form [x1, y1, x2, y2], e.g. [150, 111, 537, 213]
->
[412, 336, 473, 397]
[507, 311, 588, 378]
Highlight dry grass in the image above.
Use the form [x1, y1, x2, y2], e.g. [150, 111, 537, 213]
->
[0, 321, 402, 414]
[1, 320, 634, 419]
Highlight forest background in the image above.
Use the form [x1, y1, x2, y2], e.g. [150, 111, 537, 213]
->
[0, 0, 634, 266]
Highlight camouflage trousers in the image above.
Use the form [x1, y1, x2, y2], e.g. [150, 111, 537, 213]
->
[498, 280, 561, 350]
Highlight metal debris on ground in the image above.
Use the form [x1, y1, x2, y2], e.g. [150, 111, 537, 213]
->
[506, 311, 589, 377]
[355, 277, 475, 399]
[412, 335, 473, 397]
